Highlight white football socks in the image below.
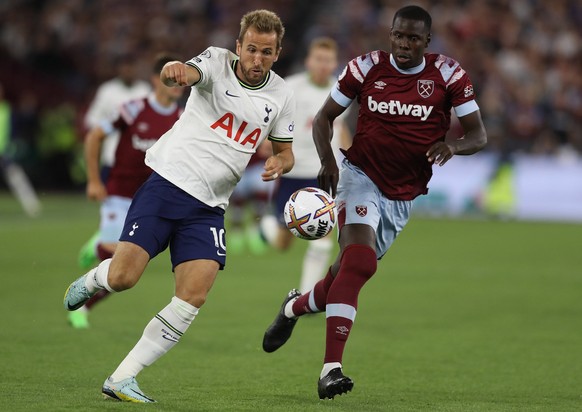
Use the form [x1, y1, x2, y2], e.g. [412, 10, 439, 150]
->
[84, 258, 113, 293]
[259, 214, 279, 247]
[320, 362, 342, 379]
[110, 297, 199, 382]
[284, 296, 299, 319]
[299, 237, 333, 293]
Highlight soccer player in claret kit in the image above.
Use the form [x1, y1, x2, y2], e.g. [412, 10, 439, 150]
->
[67, 54, 185, 329]
[262, 5, 487, 399]
[63, 9, 295, 403]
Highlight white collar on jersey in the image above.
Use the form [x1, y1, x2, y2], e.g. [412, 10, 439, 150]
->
[389, 54, 426, 74]
[148, 93, 177, 115]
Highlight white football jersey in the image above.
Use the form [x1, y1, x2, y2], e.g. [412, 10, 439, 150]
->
[146, 47, 295, 210]
[283, 72, 344, 178]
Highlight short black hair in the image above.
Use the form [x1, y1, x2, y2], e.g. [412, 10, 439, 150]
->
[153, 52, 181, 74]
[393, 5, 432, 32]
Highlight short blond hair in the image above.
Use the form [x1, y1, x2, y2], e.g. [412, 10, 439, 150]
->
[239, 9, 285, 49]
[308, 37, 338, 54]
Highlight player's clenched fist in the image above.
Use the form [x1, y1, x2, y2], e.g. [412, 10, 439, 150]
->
[160, 61, 200, 87]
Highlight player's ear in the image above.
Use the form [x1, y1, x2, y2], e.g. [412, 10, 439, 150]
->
[236, 39, 241, 56]
[426, 33, 431, 47]
[273, 47, 282, 63]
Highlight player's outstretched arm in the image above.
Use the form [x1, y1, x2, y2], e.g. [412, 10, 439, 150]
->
[427, 110, 487, 166]
[160, 61, 200, 87]
[313, 96, 347, 197]
[84, 126, 108, 201]
[262, 141, 294, 182]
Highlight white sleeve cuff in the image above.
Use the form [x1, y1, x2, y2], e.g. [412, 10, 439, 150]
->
[330, 84, 353, 108]
[454, 100, 479, 117]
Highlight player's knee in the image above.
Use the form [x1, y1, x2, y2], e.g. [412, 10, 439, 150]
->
[97, 243, 115, 261]
[179, 291, 208, 308]
[341, 244, 377, 280]
[107, 269, 139, 291]
[274, 228, 294, 250]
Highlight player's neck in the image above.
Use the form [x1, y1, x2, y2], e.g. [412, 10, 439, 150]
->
[389, 53, 426, 74]
[308, 73, 331, 88]
[153, 91, 174, 108]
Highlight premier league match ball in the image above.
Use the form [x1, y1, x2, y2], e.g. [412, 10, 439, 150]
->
[284, 187, 337, 240]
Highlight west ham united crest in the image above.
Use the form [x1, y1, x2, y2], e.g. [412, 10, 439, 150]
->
[355, 205, 367, 217]
[417, 80, 434, 98]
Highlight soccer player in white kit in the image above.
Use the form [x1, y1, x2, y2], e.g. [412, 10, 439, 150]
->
[261, 37, 351, 293]
[63, 10, 295, 403]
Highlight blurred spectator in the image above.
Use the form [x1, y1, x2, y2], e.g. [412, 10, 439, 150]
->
[0, 82, 42, 216]
[36, 103, 81, 189]
[0, 0, 581, 190]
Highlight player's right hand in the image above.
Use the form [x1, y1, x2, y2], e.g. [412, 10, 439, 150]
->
[86, 180, 107, 201]
[317, 160, 339, 198]
[161, 61, 190, 87]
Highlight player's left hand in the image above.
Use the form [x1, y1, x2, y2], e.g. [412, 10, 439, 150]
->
[262, 155, 283, 181]
[426, 142, 454, 166]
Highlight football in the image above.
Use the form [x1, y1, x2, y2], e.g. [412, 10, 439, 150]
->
[284, 187, 337, 240]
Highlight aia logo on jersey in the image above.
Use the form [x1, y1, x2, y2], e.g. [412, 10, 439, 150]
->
[417, 80, 434, 98]
[355, 205, 367, 217]
[210, 113, 262, 149]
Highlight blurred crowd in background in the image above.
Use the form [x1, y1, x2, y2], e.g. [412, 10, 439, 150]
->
[1, 0, 581, 190]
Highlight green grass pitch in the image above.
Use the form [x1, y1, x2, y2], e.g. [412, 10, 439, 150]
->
[0, 193, 581, 411]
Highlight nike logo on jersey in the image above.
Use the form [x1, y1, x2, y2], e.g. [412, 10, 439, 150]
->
[368, 96, 433, 121]
[225, 90, 240, 98]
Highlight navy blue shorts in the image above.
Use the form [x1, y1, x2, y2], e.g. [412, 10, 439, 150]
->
[119, 173, 227, 270]
[274, 177, 318, 225]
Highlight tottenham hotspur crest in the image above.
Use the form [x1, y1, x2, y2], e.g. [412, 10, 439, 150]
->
[417, 80, 434, 98]
[264, 104, 272, 123]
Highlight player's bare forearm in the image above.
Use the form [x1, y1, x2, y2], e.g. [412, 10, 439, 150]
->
[84, 127, 105, 186]
[275, 146, 294, 174]
[313, 97, 345, 196]
[427, 110, 487, 166]
[262, 141, 293, 181]
[313, 114, 339, 195]
[448, 129, 487, 155]
[84, 127, 107, 200]
[160, 61, 200, 87]
[313, 98, 342, 165]
[453, 110, 487, 155]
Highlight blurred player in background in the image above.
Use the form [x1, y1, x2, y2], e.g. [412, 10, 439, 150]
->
[260, 37, 351, 292]
[77, 55, 151, 270]
[67, 53, 184, 329]
[63, 9, 295, 403]
[227, 141, 274, 255]
[263, 5, 487, 399]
